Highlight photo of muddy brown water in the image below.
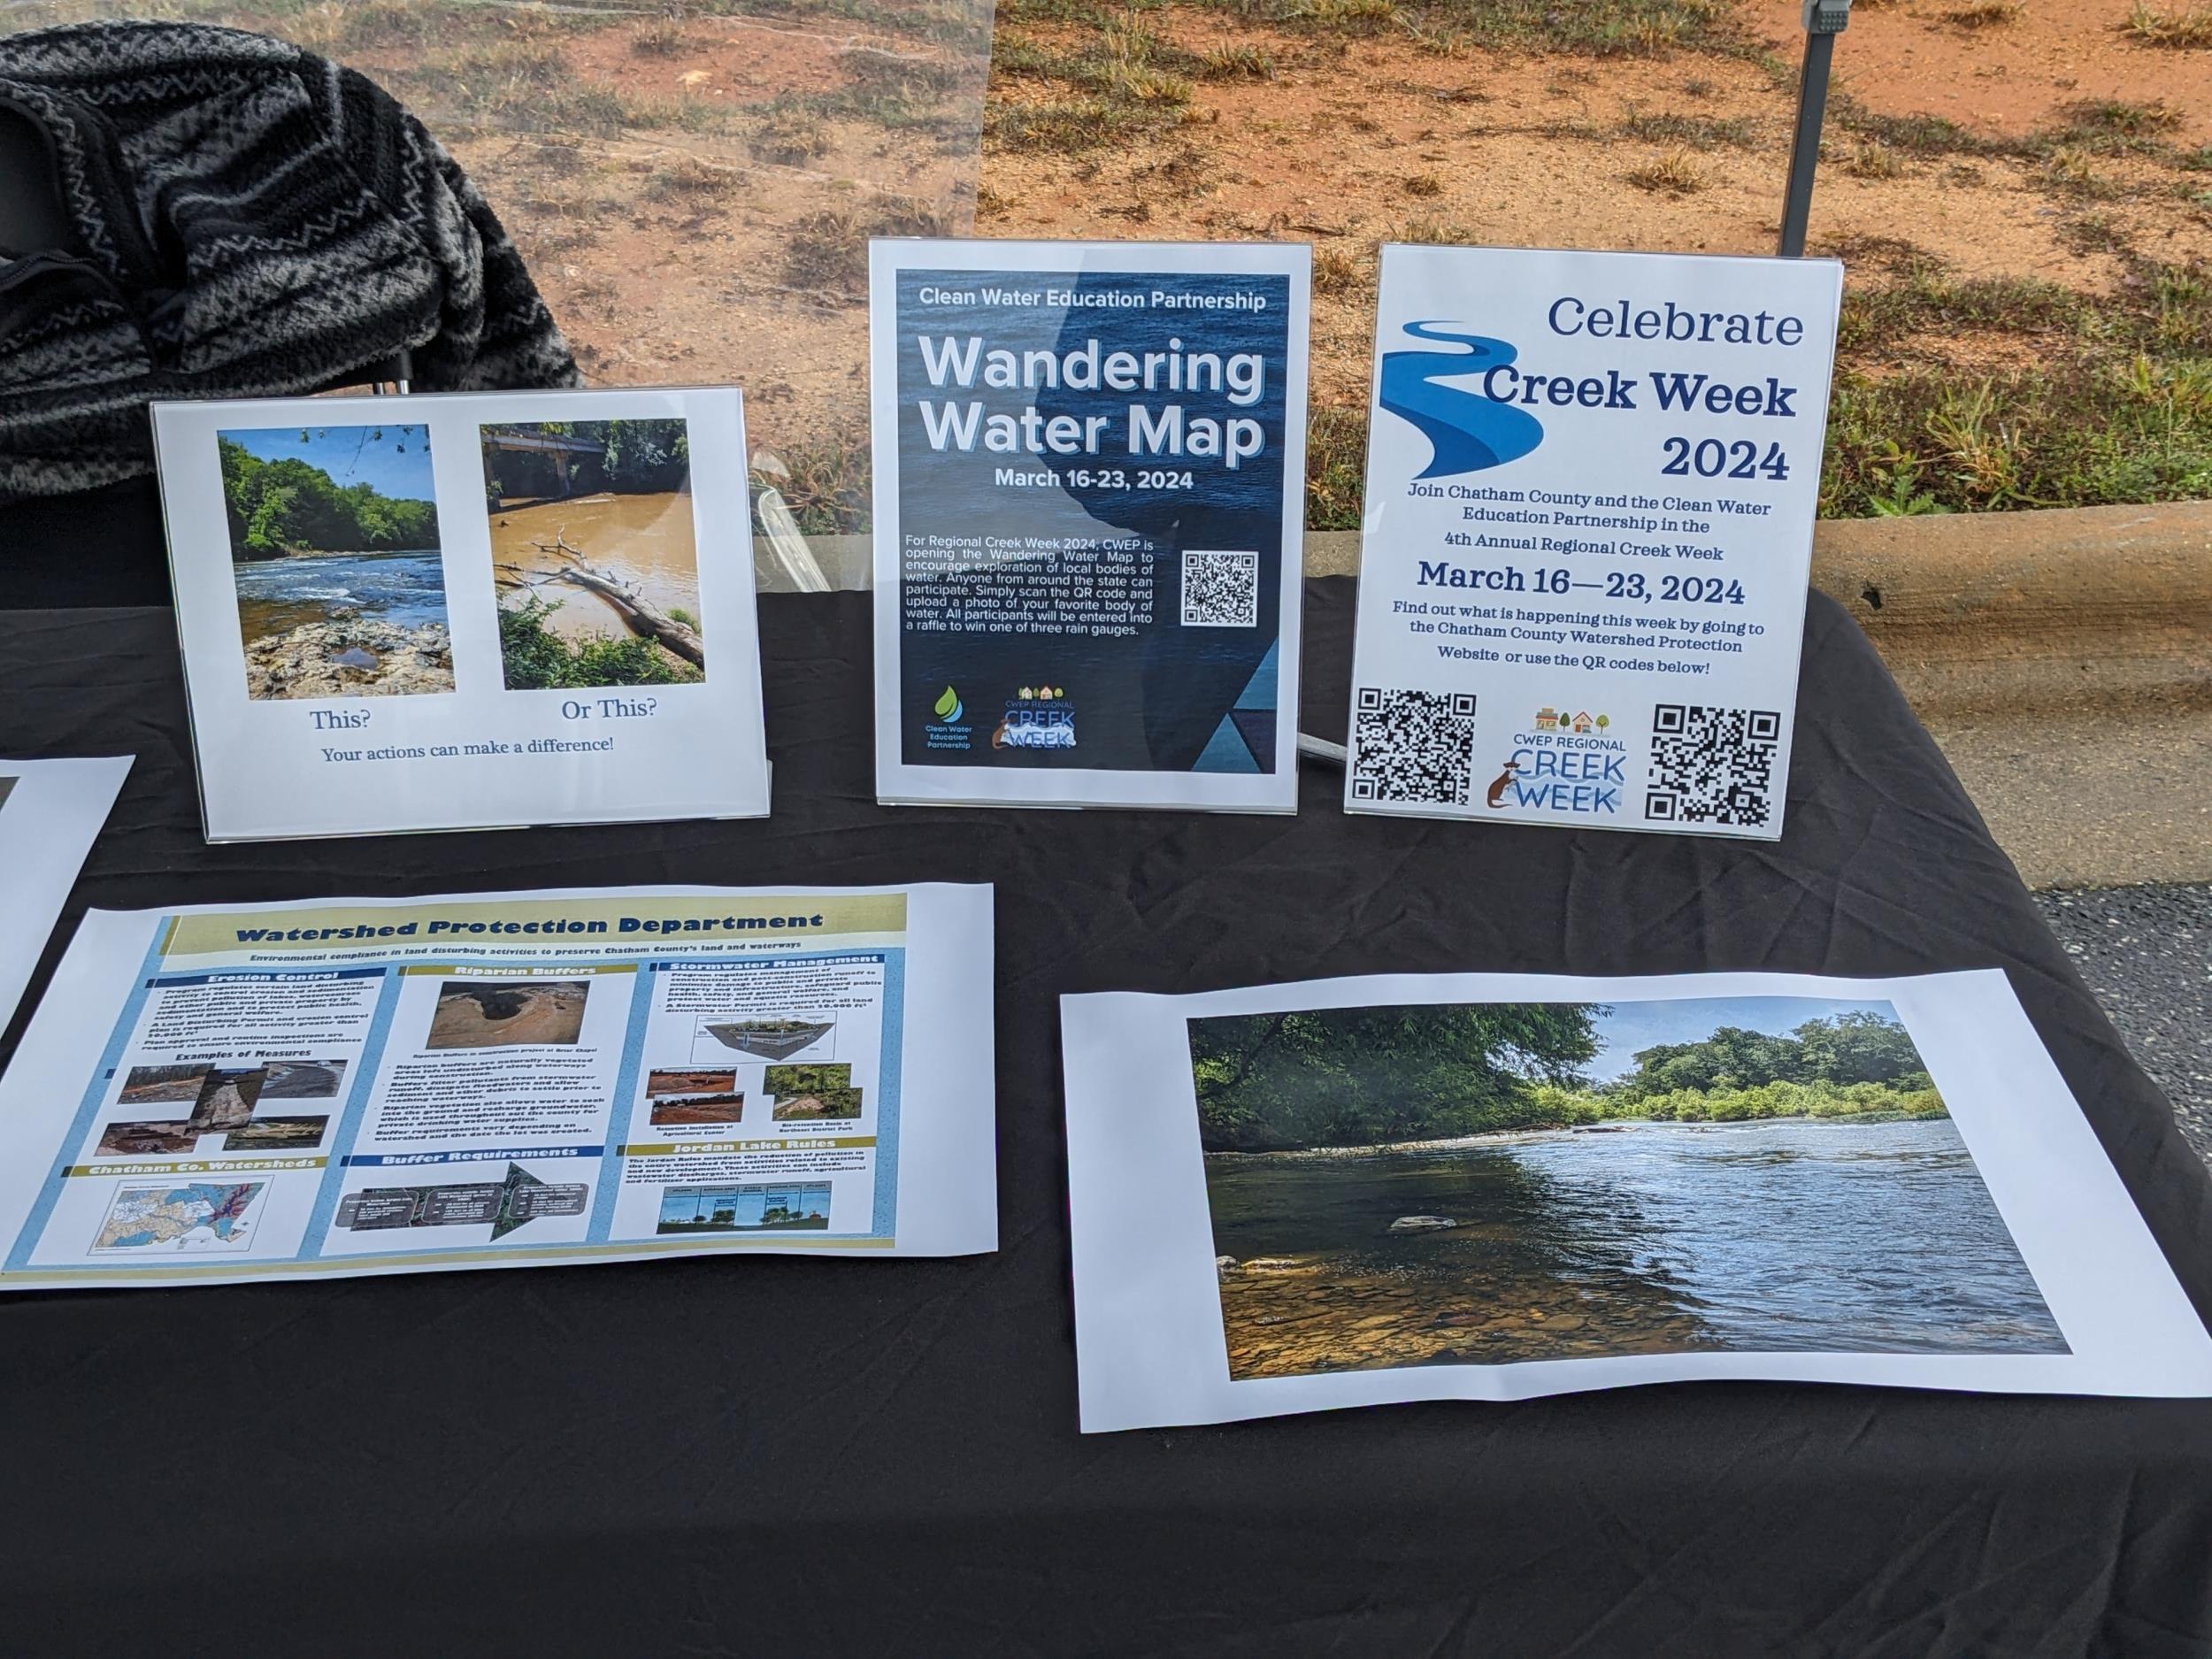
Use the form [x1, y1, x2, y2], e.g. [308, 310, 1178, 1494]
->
[1208, 1119, 2068, 1379]
[492, 491, 700, 645]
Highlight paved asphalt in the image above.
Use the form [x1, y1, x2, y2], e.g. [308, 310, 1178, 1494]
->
[2033, 884, 2212, 1165]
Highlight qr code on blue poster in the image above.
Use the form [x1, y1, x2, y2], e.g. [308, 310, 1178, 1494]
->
[1350, 687, 1478, 806]
[1646, 704, 1783, 828]
[1181, 549, 1259, 627]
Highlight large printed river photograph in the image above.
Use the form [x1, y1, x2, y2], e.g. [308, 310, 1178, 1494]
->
[1194, 997, 2068, 1379]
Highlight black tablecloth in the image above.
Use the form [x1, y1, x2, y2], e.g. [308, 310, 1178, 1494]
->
[3, 584, 2208, 1656]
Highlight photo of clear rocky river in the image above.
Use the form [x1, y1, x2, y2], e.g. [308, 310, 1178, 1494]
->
[1209, 1118, 2070, 1378]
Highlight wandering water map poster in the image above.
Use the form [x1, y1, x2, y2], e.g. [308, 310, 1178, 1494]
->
[870, 240, 1311, 811]
[1061, 969, 2212, 1432]
[151, 388, 768, 841]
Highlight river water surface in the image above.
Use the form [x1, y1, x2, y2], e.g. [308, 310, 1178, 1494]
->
[1206, 1119, 2067, 1378]
[490, 493, 699, 643]
[233, 549, 447, 641]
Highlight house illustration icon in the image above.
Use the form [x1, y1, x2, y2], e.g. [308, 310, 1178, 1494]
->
[1570, 710, 1594, 733]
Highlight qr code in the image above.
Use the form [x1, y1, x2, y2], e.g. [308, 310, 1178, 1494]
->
[1350, 687, 1478, 805]
[1646, 704, 1783, 828]
[1181, 549, 1259, 627]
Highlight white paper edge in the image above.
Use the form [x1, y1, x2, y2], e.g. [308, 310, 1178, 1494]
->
[0, 756, 132, 1036]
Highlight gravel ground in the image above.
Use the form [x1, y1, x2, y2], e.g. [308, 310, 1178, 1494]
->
[2033, 884, 2212, 1165]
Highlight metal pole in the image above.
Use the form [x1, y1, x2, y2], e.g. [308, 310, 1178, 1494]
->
[1779, 0, 1851, 258]
[1778, 34, 1833, 257]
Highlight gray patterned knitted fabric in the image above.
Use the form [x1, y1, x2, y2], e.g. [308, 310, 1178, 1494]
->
[0, 19, 581, 503]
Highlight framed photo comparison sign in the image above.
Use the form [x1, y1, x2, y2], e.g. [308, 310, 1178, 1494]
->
[869, 239, 1312, 811]
[151, 387, 768, 841]
[1344, 247, 1843, 841]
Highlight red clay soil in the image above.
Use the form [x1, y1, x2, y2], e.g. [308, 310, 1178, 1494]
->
[1751, 0, 2212, 142]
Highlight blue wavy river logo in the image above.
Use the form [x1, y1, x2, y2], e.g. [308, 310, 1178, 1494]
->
[1379, 322, 1545, 479]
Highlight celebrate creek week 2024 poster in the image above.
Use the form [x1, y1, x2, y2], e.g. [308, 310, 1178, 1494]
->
[871, 242, 1311, 812]
[1347, 246, 1843, 841]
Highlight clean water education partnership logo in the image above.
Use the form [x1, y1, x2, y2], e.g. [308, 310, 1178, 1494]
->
[1379, 321, 1546, 479]
[926, 684, 972, 751]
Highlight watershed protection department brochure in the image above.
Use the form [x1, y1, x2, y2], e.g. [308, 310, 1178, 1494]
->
[151, 387, 768, 841]
[0, 885, 995, 1289]
[1346, 247, 1842, 841]
[870, 239, 1311, 811]
[1062, 969, 2212, 1432]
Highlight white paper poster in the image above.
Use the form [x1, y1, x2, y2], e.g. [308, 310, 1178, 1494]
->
[1062, 970, 2212, 1432]
[0, 755, 130, 1033]
[869, 239, 1311, 811]
[151, 388, 769, 840]
[0, 884, 995, 1289]
[1346, 247, 1843, 841]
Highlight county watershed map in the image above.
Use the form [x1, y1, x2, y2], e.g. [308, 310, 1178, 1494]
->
[94, 1182, 264, 1252]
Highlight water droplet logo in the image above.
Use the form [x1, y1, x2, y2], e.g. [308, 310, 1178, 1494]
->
[1379, 321, 1545, 479]
[933, 685, 964, 722]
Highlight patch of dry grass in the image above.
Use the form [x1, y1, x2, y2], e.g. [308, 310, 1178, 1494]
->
[2122, 2, 2212, 46]
[1624, 146, 1704, 194]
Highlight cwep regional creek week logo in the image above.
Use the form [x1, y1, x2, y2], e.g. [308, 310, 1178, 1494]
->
[993, 684, 1074, 750]
[1487, 707, 1624, 816]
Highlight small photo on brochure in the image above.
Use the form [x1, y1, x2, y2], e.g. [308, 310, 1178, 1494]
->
[646, 1068, 738, 1097]
[258, 1058, 348, 1100]
[691, 1016, 834, 1065]
[222, 1116, 331, 1152]
[1192, 997, 2068, 1380]
[0, 775, 15, 812]
[219, 424, 453, 701]
[479, 419, 705, 691]
[657, 1181, 833, 1235]
[95, 1058, 340, 1156]
[426, 979, 592, 1049]
[92, 1179, 266, 1254]
[649, 1092, 747, 1127]
[766, 1063, 861, 1121]
[118, 1062, 211, 1105]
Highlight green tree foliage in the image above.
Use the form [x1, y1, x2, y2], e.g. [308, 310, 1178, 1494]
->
[1193, 1006, 1945, 1153]
[1613, 1010, 1928, 1101]
[1191, 1003, 1601, 1152]
[763, 1064, 850, 1096]
[496, 596, 700, 689]
[219, 437, 439, 559]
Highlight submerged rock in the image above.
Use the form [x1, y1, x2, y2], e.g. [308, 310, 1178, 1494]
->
[1388, 1215, 1460, 1233]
